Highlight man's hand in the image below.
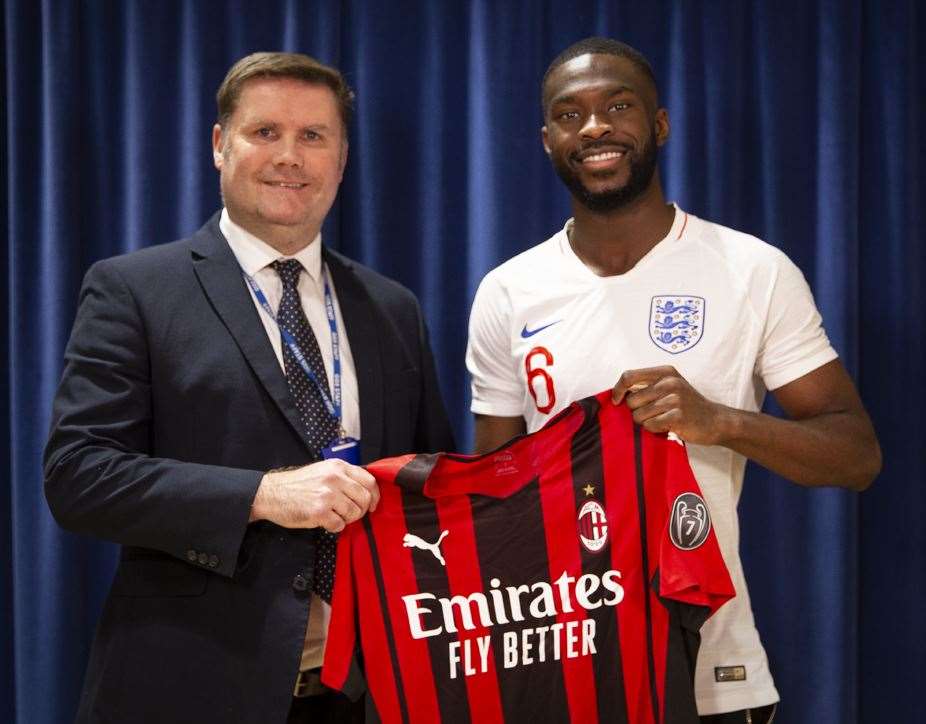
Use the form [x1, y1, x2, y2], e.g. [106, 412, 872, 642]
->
[612, 360, 881, 491]
[249, 459, 379, 531]
[612, 366, 732, 445]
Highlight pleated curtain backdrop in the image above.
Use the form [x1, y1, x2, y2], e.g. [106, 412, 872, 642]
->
[2, 1, 923, 722]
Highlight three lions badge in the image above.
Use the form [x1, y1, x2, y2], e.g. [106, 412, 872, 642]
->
[650, 296, 705, 354]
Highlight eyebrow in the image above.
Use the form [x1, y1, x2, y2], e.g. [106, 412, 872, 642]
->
[242, 118, 334, 132]
[551, 85, 636, 107]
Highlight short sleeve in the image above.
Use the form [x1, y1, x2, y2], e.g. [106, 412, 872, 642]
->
[321, 525, 365, 700]
[466, 272, 525, 416]
[652, 436, 736, 621]
[754, 250, 838, 390]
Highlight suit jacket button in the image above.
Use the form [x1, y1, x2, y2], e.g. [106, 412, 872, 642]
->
[197, 552, 208, 566]
[292, 574, 308, 592]
[208, 555, 219, 568]
[187, 549, 197, 562]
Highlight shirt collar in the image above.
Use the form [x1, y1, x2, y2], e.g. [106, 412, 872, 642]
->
[219, 208, 323, 281]
[562, 202, 685, 242]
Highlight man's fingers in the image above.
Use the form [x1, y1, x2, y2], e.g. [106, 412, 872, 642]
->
[621, 373, 684, 409]
[342, 464, 377, 492]
[623, 383, 666, 410]
[612, 366, 678, 404]
[331, 495, 363, 525]
[640, 409, 680, 435]
[341, 464, 380, 511]
[342, 463, 376, 487]
[341, 479, 375, 516]
[257, 460, 381, 529]
[321, 464, 378, 521]
[630, 393, 681, 424]
[319, 509, 349, 533]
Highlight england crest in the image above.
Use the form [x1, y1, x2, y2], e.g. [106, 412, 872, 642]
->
[650, 296, 705, 354]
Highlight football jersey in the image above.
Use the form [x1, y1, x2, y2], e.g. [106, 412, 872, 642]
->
[322, 391, 735, 723]
[466, 206, 837, 713]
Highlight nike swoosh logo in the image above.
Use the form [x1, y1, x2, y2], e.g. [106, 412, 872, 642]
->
[521, 320, 562, 338]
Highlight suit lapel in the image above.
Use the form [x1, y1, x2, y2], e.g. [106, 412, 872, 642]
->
[189, 216, 315, 453]
[324, 249, 384, 463]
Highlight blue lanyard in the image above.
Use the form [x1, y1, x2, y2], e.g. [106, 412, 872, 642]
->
[242, 266, 345, 437]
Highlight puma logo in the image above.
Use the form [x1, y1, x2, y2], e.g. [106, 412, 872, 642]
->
[402, 530, 449, 566]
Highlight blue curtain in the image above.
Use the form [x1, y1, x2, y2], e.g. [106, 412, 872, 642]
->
[3, 1, 923, 722]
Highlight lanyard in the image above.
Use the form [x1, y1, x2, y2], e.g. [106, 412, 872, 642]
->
[242, 266, 345, 437]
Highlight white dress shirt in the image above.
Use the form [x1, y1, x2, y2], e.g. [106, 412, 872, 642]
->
[220, 208, 360, 671]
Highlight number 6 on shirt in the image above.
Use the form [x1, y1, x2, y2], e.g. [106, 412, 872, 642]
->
[525, 346, 555, 414]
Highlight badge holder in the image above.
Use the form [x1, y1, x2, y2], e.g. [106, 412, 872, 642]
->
[322, 437, 361, 465]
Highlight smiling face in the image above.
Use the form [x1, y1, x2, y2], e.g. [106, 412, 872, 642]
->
[212, 77, 348, 251]
[542, 53, 668, 213]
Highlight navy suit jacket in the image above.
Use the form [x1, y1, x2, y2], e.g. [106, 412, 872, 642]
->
[44, 214, 455, 723]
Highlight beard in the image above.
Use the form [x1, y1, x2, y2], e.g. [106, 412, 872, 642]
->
[553, 128, 659, 213]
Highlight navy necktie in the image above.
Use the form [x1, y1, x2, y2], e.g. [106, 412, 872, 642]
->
[272, 259, 339, 603]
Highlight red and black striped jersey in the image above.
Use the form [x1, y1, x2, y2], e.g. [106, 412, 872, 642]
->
[322, 391, 735, 723]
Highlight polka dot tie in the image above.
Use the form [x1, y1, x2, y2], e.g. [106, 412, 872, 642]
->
[273, 259, 339, 603]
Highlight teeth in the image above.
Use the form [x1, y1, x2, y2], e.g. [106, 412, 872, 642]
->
[583, 151, 622, 163]
[269, 182, 304, 188]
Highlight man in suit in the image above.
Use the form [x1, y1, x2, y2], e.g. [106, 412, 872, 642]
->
[44, 52, 454, 724]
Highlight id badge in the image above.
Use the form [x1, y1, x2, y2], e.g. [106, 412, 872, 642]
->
[322, 437, 361, 464]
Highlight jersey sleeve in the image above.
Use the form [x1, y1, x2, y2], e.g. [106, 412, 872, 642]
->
[650, 435, 736, 624]
[321, 524, 366, 701]
[754, 249, 838, 390]
[466, 271, 525, 416]
[324, 470, 427, 722]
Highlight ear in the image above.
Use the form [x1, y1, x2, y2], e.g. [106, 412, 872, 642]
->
[212, 124, 225, 170]
[338, 140, 349, 182]
[541, 125, 551, 156]
[654, 108, 670, 147]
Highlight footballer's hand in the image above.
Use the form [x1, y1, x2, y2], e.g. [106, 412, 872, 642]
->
[611, 366, 734, 445]
[249, 459, 379, 532]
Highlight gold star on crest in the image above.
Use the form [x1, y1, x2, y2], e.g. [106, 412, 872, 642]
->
[583, 483, 596, 496]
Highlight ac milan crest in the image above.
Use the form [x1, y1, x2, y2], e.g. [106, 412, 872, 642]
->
[577, 499, 609, 553]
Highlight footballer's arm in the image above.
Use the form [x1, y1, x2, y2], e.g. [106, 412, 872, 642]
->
[474, 415, 527, 455]
[612, 359, 881, 491]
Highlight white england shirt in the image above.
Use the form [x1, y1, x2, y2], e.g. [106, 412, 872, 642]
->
[466, 206, 837, 714]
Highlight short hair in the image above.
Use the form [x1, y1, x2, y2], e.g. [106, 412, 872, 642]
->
[216, 52, 355, 130]
[542, 37, 658, 115]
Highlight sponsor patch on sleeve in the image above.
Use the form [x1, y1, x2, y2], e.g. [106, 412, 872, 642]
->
[715, 665, 747, 682]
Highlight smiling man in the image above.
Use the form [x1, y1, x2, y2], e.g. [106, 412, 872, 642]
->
[466, 37, 880, 723]
[44, 52, 453, 723]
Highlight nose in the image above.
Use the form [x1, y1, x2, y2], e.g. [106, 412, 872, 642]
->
[579, 113, 612, 140]
[272, 135, 303, 168]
